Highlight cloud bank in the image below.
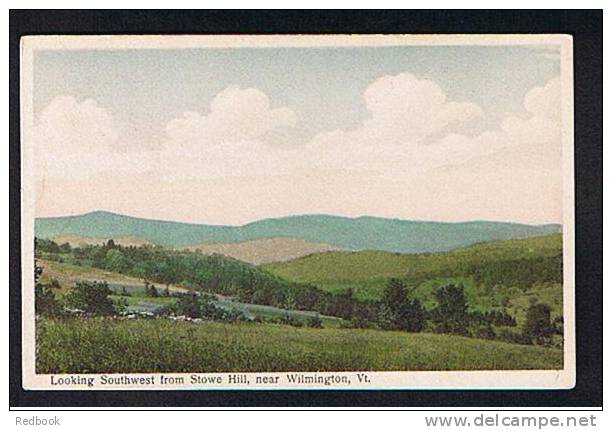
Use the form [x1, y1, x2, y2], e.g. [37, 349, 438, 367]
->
[32, 73, 564, 225]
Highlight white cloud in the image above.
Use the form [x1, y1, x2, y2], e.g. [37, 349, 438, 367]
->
[524, 77, 561, 122]
[33, 96, 118, 154]
[32, 96, 158, 180]
[361, 72, 483, 142]
[165, 85, 296, 151]
[33, 75, 564, 225]
[310, 73, 483, 152]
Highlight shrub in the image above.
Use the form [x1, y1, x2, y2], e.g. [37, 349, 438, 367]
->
[431, 284, 470, 335]
[170, 294, 247, 322]
[35, 286, 63, 316]
[470, 323, 496, 340]
[378, 279, 425, 332]
[279, 313, 304, 327]
[64, 281, 116, 316]
[306, 316, 323, 328]
[498, 328, 531, 345]
[34, 261, 64, 316]
[552, 316, 564, 335]
[484, 309, 517, 327]
[522, 303, 554, 345]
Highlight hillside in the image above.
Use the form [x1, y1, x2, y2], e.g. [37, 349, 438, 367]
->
[263, 234, 564, 319]
[35, 210, 561, 254]
[264, 234, 562, 283]
[183, 237, 339, 265]
[38, 318, 563, 373]
[51, 234, 155, 248]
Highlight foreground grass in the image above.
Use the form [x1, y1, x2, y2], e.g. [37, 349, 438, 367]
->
[37, 318, 562, 374]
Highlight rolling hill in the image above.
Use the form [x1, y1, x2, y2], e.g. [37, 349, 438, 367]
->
[51, 234, 155, 248]
[263, 234, 564, 320]
[183, 237, 339, 265]
[35, 210, 561, 254]
[264, 234, 562, 284]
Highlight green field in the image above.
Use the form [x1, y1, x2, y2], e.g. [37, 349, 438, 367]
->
[263, 234, 561, 290]
[263, 234, 563, 322]
[36, 317, 563, 373]
[40, 256, 342, 328]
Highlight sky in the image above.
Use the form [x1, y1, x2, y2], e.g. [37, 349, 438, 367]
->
[30, 42, 565, 225]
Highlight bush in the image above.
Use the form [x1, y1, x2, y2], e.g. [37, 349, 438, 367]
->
[113, 297, 129, 314]
[170, 294, 247, 322]
[378, 279, 425, 332]
[522, 303, 554, 345]
[144, 281, 159, 297]
[498, 328, 531, 345]
[35, 286, 63, 316]
[351, 302, 376, 328]
[34, 261, 64, 316]
[64, 281, 116, 316]
[306, 316, 323, 328]
[483, 309, 517, 327]
[431, 284, 469, 335]
[470, 323, 496, 340]
[552, 316, 564, 335]
[279, 313, 304, 327]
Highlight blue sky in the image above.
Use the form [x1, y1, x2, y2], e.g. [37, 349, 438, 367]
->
[33, 45, 560, 146]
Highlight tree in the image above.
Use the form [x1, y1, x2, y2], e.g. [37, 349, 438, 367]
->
[378, 278, 425, 332]
[34, 260, 62, 316]
[143, 280, 159, 297]
[59, 242, 72, 253]
[64, 281, 116, 315]
[175, 294, 202, 318]
[431, 284, 470, 335]
[328, 288, 355, 320]
[172, 294, 241, 321]
[149, 284, 159, 297]
[352, 301, 375, 328]
[523, 303, 553, 345]
[105, 249, 129, 272]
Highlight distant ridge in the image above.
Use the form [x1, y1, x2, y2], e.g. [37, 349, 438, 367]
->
[35, 211, 561, 254]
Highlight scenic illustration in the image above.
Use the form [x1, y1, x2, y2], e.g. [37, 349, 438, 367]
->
[26, 36, 569, 379]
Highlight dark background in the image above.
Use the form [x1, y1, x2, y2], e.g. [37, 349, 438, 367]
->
[9, 9, 603, 409]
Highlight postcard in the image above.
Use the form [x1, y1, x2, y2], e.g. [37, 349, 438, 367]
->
[20, 34, 575, 390]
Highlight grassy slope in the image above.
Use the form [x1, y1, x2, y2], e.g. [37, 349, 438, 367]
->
[41, 258, 343, 328]
[183, 237, 339, 265]
[263, 235, 563, 320]
[39, 259, 191, 296]
[264, 234, 562, 283]
[37, 318, 562, 373]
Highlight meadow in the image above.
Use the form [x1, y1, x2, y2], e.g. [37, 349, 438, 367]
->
[263, 234, 563, 322]
[41, 257, 343, 327]
[34, 233, 564, 375]
[36, 317, 563, 373]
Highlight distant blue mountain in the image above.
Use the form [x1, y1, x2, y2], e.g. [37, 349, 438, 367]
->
[35, 211, 561, 254]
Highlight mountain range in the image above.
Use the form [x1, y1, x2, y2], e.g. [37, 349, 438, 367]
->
[35, 211, 561, 254]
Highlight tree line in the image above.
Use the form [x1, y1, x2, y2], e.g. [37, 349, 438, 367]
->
[35, 238, 562, 346]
